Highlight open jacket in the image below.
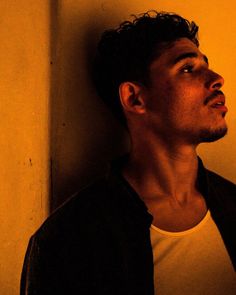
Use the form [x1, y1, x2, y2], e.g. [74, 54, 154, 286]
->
[21, 159, 236, 295]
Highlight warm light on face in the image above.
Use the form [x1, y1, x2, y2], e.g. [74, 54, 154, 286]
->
[145, 38, 227, 145]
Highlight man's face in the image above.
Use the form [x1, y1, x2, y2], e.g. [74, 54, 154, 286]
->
[143, 38, 227, 145]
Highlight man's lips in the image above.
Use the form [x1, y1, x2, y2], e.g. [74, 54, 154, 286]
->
[204, 90, 228, 113]
[210, 102, 228, 114]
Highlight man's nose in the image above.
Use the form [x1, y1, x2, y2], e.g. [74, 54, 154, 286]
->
[206, 70, 224, 91]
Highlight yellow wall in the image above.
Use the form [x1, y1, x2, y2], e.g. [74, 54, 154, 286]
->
[0, 1, 50, 294]
[1, 0, 236, 294]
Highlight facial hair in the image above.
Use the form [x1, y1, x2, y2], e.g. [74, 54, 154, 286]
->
[198, 126, 228, 143]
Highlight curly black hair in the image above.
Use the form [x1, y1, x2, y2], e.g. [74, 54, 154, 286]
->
[93, 11, 199, 125]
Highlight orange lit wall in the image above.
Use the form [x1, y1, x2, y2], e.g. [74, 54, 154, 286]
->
[1, 1, 236, 294]
[0, 1, 49, 294]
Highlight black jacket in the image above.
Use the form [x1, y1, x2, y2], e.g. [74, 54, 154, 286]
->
[21, 159, 236, 294]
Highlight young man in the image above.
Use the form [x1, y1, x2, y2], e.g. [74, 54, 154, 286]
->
[21, 12, 236, 294]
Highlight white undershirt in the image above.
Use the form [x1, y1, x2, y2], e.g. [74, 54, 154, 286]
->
[150, 210, 236, 294]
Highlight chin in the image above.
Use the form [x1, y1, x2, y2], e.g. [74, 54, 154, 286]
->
[198, 126, 228, 143]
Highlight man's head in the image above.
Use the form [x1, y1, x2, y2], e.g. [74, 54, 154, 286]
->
[93, 11, 199, 125]
[93, 11, 227, 145]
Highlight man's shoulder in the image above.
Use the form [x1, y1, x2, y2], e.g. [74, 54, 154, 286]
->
[207, 169, 236, 193]
[34, 175, 123, 240]
[32, 170, 148, 245]
[206, 168, 236, 211]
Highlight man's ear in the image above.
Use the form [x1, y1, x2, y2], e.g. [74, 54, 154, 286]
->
[119, 82, 146, 114]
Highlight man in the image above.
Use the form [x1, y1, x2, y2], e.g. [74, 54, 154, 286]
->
[21, 11, 236, 294]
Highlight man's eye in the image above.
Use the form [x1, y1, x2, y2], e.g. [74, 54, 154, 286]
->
[181, 65, 194, 73]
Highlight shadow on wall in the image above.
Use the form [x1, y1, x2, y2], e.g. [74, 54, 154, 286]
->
[50, 3, 129, 211]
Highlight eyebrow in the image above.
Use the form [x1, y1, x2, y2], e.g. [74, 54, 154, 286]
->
[173, 52, 209, 65]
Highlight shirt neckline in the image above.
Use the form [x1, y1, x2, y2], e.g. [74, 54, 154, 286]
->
[150, 210, 211, 237]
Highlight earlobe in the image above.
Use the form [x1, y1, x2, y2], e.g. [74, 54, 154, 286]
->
[119, 82, 146, 114]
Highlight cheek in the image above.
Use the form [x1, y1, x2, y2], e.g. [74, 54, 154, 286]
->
[168, 87, 203, 119]
[174, 81, 204, 106]
[146, 77, 204, 117]
[151, 81, 176, 109]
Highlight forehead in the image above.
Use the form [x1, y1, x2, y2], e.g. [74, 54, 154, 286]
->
[150, 38, 206, 69]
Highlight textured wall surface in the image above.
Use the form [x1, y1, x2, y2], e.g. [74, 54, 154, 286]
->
[0, 1, 50, 294]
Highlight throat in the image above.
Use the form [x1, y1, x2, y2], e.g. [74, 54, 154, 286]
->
[148, 193, 208, 232]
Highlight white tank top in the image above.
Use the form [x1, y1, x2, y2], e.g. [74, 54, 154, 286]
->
[150, 210, 236, 294]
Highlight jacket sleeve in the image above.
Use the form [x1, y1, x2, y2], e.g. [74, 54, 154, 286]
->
[20, 235, 39, 295]
[20, 234, 64, 295]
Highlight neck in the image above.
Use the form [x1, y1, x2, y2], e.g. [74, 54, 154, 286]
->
[122, 134, 199, 203]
